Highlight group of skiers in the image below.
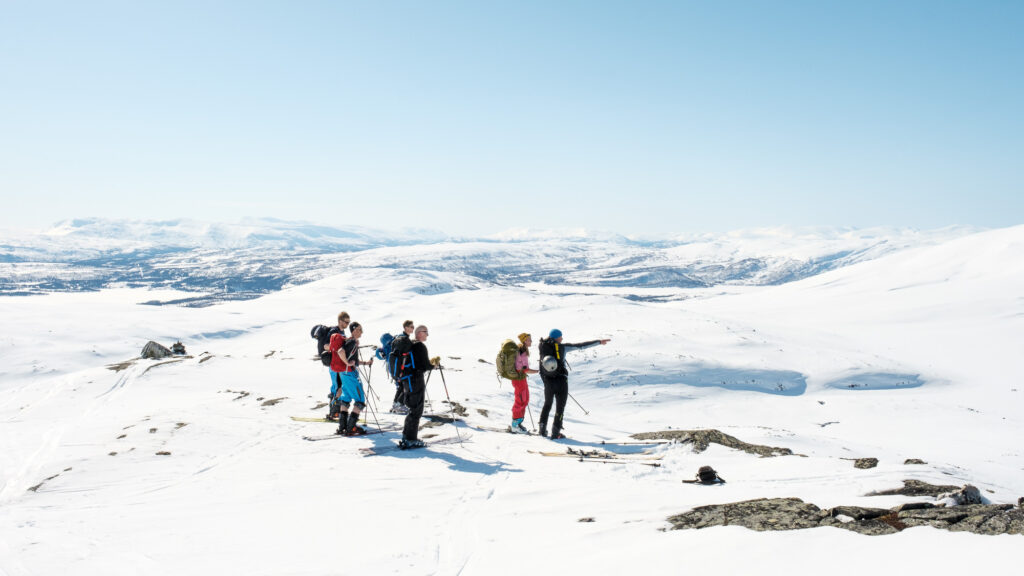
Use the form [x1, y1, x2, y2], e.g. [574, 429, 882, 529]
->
[317, 310, 608, 448]
[318, 312, 440, 449]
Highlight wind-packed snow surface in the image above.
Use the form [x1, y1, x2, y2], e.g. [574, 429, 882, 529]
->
[1, 224, 1022, 575]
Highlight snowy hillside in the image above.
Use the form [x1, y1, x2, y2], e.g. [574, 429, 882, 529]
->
[1, 224, 1021, 575]
[0, 218, 975, 301]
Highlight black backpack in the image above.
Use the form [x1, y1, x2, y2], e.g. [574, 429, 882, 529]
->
[696, 466, 723, 484]
[310, 324, 339, 366]
[388, 334, 414, 381]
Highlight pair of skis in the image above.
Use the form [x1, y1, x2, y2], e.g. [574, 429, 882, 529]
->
[528, 447, 663, 467]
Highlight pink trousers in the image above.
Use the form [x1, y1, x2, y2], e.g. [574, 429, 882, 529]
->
[511, 379, 529, 420]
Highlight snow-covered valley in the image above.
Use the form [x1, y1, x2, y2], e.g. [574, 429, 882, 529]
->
[1, 222, 1022, 575]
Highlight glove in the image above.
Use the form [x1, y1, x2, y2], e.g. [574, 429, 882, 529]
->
[430, 356, 441, 367]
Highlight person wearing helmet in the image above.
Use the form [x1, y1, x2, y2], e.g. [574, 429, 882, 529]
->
[537, 329, 610, 439]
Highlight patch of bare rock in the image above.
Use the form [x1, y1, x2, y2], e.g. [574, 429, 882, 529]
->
[668, 481, 1024, 536]
[632, 429, 793, 457]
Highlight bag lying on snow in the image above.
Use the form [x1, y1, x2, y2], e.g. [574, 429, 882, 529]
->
[682, 465, 726, 484]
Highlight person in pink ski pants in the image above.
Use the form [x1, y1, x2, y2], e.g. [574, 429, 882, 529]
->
[510, 332, 538, 433]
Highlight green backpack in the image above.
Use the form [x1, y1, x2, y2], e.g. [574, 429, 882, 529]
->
[496, 339, 524, 380]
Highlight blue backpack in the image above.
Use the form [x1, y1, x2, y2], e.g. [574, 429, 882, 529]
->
[376, 333, 396, 378]
[387, 333, 415, 385]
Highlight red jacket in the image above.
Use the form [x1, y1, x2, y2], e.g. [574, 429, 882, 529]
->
[329, 333, 348, 373]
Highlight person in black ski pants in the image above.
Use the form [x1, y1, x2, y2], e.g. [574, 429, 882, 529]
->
[390, 319, 415, 414]
[537, 329, 609, 439]
[400, 324, 439, 449]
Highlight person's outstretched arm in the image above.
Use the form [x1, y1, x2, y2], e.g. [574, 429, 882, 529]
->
[563, 338, 610, 351]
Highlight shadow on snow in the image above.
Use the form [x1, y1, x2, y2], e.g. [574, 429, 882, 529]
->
[363, 431, 520, 475]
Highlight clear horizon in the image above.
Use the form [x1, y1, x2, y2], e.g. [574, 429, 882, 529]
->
[2, 1, 1021, 235]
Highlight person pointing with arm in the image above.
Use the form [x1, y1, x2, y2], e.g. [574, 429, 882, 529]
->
[537, 329, 610, 439]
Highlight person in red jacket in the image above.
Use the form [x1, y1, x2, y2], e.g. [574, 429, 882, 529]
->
[326, 311, 350, 420]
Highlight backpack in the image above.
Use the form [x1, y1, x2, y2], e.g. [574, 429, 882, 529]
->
[311, 324, 336, 366]
[537, 337, 561, 375]
[388, 333, 414, 381]
[496, 339, 523, 380]
[696, 466, 723, 484]
[376, 333, 396, 376]
[328, 331, 347, 372]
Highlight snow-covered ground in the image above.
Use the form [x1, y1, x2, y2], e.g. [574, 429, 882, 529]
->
[1, 225, 1022, 575]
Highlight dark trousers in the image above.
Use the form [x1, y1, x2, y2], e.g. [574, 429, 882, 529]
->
[392, 385, 405, 405]
[402, 377, 425, 441]
[539, 375, 568, 435]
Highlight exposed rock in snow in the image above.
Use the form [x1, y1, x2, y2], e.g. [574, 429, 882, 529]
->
[867, 479, 961, 497]
[668, 495, 1024, 535]
[631, 429, 793, 457]
[140, 341, 173, 359]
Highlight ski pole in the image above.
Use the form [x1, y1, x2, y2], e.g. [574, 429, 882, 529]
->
[362, 379, 383, 433]
[357, 358, 380, 415]
[527, 405, 536, 432]
[568, 391, 589, 415]
[424, 370, 433, 411]
[361, 364, 381, 403]
[363, 379, 380, 415]
[437, 366, 463, 445]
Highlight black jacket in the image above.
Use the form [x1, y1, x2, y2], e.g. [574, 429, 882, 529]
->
[538, 337, 600, 377]
[407, 340, 434, 388]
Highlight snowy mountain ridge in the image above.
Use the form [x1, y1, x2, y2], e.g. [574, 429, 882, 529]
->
[0, 218, 980, 301]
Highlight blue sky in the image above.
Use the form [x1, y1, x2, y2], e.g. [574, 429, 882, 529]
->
[1, 0, 1021, 235]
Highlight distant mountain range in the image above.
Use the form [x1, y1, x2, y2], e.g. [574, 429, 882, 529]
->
[0, 218, 978, 305]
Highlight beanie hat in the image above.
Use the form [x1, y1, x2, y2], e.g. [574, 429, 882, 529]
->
[518, 332, 530, 345]
[549, 329, 562, 340]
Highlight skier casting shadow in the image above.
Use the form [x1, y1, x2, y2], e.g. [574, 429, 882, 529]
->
[537, 329, 609, 439]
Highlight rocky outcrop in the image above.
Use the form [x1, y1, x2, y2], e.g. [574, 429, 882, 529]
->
[668, 498, 824, 531]
[141, 341, 173, 359]
[943, 485, 983, 505]
[631, 429, 792, 457]
[866, 479, 960, 497]
[854, 458, 878, 469]
[668, 496, 1024, 536]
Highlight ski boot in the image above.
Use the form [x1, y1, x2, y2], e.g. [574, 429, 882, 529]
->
[334, 411, 349, 435]
[345, 413, 367, 436]
[508, 418, 528, 434]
